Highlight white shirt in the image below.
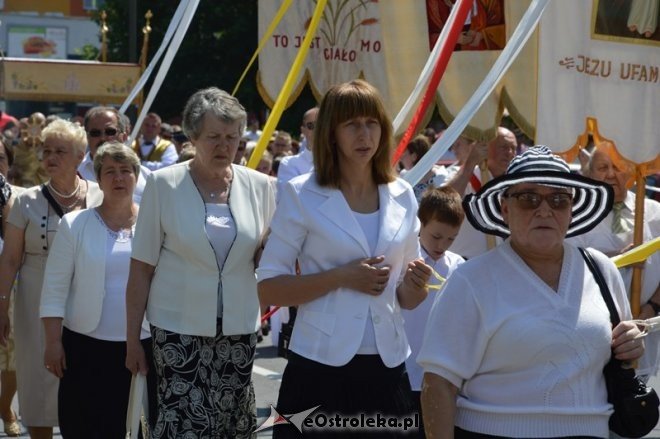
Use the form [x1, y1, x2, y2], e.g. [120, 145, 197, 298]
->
[277, 142, 313, 199]
[204, 203, 237, 317]
[78, 151, 151, 205]
[353, 209, 380, 355]
[402, 247, 464, 390]
[449, 167, 503, 258]
[568, 191, 660, 376]
[138, 136, 179, 171]
[418, 242, 630, 437]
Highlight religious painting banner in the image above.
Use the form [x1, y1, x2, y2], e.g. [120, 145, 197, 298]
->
[535, 0, 659, 163]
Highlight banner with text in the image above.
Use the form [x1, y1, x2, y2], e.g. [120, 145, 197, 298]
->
[536, 0, 659, 163]
[257, 0, 429, 126]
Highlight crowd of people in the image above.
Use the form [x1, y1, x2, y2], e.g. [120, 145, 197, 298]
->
[0, 78, 656, 438]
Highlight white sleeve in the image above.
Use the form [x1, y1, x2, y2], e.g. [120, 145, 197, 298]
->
[257, 181, 307, 281]
[40, 216, 76, 318]
[131, 173, 162, 266]
[417, 271, 489, 388]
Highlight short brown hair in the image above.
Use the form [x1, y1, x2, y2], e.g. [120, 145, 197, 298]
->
[313, 80, 396, 187]
[406, 135, 431, 166]
[418, 186, 465, 227]
[93, 141, 140, 180]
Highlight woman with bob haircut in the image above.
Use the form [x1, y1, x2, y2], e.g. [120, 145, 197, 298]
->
[40, 142, 156, 437]
[258, 79, 432, 438]
[0, 118, 102, 439]
[125, 87, 275, 438]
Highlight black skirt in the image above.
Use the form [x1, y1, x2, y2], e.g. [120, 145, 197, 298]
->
[273, 352, 418, 438]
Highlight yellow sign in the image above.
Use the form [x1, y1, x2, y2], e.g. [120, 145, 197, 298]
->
[1, 57, 141, 104]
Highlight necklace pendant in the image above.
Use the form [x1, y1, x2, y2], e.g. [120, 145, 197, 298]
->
[209, 192, 216, 198]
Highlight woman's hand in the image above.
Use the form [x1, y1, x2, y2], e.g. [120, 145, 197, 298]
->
[44, 340, 66, 378]
[126, 340, 149, 376]
[338, 256, 391, 296]
[612, 320, 645, 361]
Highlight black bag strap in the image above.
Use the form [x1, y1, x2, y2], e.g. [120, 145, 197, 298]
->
[40, 185, 65, 219]
[579, 247, 621, 327]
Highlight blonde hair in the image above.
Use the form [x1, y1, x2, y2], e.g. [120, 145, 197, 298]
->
[41, 119, 87, 155]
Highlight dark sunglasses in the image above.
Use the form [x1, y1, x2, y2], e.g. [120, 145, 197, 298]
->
[304, 122, 315, 130]
[505, 191, 573, 210]
[88, 127, 119, 138]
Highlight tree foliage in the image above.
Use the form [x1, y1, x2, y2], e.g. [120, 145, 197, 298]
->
[99, 1, 259, 121]
[98, 0, 316, 135]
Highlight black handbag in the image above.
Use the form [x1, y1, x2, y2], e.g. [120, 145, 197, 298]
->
[580, 248, 660, 437]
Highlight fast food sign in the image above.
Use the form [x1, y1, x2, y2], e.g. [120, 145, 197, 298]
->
[7, 26, 67, 59]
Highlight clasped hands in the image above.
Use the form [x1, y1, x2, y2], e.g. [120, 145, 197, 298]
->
[338, 255, 431, 297]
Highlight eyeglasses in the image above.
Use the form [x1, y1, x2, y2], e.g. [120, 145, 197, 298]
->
[505, 191, 573, 210]
[303, 122, 315, 130]
[88, 127, 119, 138]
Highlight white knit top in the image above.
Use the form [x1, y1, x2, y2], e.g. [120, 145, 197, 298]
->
[418, 241, 631, 438]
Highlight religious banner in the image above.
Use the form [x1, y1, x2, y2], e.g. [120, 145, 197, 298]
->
[535, 0, 659, 164]
[257, 0, 429, 124]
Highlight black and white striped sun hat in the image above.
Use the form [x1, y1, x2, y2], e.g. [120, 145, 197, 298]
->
[462, 145, 614, 238]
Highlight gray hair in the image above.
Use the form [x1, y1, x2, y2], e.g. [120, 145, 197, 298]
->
[41, 119, 88, 155]
[93, 141, 140, 180]
[182, 87, 247, 140]
[83, 106, 126, 134]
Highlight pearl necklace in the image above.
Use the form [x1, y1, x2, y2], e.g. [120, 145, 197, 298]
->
[47, 177, 81, 198]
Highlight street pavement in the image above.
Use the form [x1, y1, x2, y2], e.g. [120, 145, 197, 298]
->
[5, 331, 660, 438]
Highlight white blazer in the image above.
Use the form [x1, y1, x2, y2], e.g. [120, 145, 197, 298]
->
[39, 208, 150, 335]
[257, 173, 421, 367]
[132, 162, 276, 337]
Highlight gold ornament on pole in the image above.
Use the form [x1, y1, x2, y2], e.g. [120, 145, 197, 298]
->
[100, 10, 109, 63]
[140, 10, 153, 73]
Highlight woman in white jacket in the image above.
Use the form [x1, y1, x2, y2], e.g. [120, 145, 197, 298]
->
[40, 142, 154, 437]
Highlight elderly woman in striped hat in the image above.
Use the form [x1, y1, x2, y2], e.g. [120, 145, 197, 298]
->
[418, 145, 645, 438]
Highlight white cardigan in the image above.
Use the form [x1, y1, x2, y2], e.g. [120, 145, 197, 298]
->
[257, 173, 421, 367]
[40, 208, 150, 335]
[418, 241, 631, 437]
[132, 162, 276, 337]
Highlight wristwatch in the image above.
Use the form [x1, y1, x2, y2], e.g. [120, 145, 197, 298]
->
[646, 300, 660, 316]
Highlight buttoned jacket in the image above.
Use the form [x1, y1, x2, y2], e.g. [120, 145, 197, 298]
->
[257, 173, 421, 367]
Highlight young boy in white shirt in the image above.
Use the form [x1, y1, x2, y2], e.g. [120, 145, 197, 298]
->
[402, 186, 465, 437]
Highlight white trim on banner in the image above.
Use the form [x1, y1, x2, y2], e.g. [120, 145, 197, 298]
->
[391, 0, 464, 133]
[404, 0, 550, 187]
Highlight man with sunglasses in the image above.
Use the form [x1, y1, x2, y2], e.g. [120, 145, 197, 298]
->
[78, 106, 151, 204]
[277, 107, 319, 192]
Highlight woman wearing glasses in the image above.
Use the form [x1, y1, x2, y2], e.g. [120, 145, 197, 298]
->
[419, 146, 644, 438]
[40, 143, 155, 437]
[0, 119, 102, 439]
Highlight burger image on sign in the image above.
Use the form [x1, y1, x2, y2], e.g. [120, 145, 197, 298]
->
[22, 36, 56, 56]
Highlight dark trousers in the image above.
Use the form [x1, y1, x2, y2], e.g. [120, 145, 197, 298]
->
[59, 328, 157, 439]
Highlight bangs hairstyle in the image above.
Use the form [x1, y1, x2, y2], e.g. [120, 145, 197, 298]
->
[418, 186, 465, 227]
[314, 80, 396, 188]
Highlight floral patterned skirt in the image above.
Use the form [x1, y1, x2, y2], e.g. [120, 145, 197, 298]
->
[150, 322, 257, 439]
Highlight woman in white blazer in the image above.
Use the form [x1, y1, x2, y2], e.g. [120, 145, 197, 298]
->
[258, 80, 432, 438]
[125, 88, 275, 439]
[40, 142, 155, 437]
